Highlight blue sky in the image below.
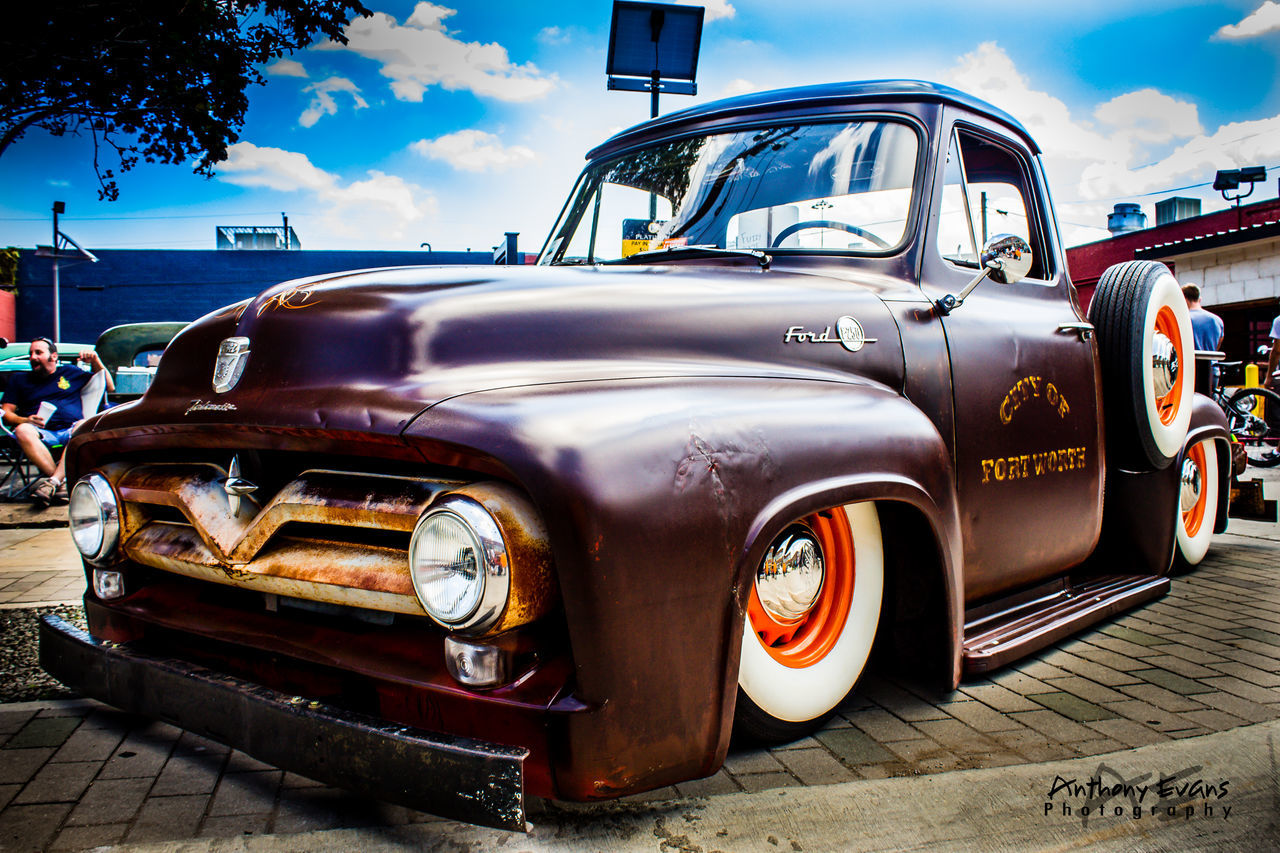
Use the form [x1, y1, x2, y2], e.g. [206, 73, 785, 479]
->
[3, 1, 1280, 253]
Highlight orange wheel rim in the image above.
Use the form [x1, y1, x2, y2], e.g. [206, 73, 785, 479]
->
[747, 507, 855, 668]
[1154, 305, 1186, 426]
[1182, 442, 1208, 537]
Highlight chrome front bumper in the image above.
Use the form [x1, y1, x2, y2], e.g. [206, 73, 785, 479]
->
[38, 613, 529, 831]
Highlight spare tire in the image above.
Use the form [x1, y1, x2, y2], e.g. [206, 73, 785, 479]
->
[1088, 261, 1194, 470]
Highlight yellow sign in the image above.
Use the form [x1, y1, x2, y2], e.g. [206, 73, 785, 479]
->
[981, 447, 1087, 484]
[999, 375, 1070, 424]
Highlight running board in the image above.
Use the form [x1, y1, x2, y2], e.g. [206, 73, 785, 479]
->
[962, 575, 1169, 677]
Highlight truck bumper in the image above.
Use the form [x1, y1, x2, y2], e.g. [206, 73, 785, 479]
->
[38, 613, 530, 831]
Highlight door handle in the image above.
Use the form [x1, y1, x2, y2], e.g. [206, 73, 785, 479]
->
[1057, 321, 1094, 341]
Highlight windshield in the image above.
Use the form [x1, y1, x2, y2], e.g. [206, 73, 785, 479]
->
[539, 120, 919, 265]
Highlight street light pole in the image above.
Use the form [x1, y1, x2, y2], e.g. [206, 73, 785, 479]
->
[52, 201, 64, 344]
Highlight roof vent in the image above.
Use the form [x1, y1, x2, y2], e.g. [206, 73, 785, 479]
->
[1107, 203, 1147, 236]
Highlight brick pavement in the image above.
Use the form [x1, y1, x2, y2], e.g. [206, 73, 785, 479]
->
[2, 511, 1279, 848]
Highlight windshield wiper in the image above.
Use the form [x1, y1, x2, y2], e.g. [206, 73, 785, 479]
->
[610, 244, 772, 269]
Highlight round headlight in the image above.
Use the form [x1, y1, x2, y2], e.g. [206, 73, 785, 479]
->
[69, 474, 120, 564]
[409, 496, 509, 633]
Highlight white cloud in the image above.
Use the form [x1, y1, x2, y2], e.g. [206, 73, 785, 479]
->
[1216, 2, 1280, 39]
[678, 0, 735, 22]
[219, 143, 437, 243]
[321, 2, 555, 103]
[538, 26, 570, 46]
[1093, 89, 1202, 144]
[266, 58, 309, 78]
[299, 76, 369, 128]
[943, 42, 1280, 246]
[411, 129, 536, 172]
[721, 79, 759, 98]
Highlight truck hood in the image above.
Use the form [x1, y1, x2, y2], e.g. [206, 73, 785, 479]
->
[92, 264, 907, 438]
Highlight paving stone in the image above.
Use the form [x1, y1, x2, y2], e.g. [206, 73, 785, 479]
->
[50, 822, 126, 851]
[1086, 635, 1167, 660]
[0, 803, 71, 851]
[773, 748, 856, 785]
[1067, 645, 1149, 675]
[1116, 683, 1208, 712]
[152, 752, 223, 796]
[66, 776, 151, 825]
[199, 813, 270, 839]
[722, 750, 785, 775]
[1027, 692, 1117, 722]
[862, 682, 948, 722]
[0, 784, 16, 811]
[208, 770, 282, 817]
[1008, 709, 1100, 742]
[1197, 691, 1280, 723]
[224, 750, 276, 773]
[880, 738, 962, 772]
[1041, 675, 1130, 705]
[958, 683, 1042, 713]
[814, 726, 895, 766]
[1207, 661, 1280, 686]
[1082, 718, 1170, 748]
[51, 725, 124, 764]
[1102, 700, 1200, 732]
[936, 699, 1025, 733]
[4, 716, 80, 750]
[1099, 625, 1168, 647]
[1178, 709, 1248, 731]
[13, 761, 98, 805]
[844, 707, 920, 742]
[1200, 675, 1280, 705]
[0, 748, 55, 785]
[125, 794, 209, 843]
[674, 769, 741, 799]
[987, 670, 1055, 694]
[1150, 642, 1229, 666]
[985, 730, 1082, 763]
[1139, 654, 1221, 680]
[1131, 668, 1216, 696]
[1014, 658, 1072, 680]
[734, 771, 801, 793]
[98, 730, 174, 780]
[911, 718, 999, 756]
[0, 710, 35, 736]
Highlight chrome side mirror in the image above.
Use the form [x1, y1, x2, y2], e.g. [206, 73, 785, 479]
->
[936, 233, 1034, 315]
[981, 234, 1033, 285]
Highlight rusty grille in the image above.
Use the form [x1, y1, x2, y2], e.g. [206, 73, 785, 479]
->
[105, 462, 461, 615]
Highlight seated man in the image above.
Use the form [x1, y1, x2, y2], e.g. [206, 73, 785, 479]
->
[1, 337, 114, 505]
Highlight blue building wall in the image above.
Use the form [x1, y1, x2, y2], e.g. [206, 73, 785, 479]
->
[15, 248, 498, 343]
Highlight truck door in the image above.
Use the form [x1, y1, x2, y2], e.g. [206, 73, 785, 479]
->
[922, 120, 1104, 602]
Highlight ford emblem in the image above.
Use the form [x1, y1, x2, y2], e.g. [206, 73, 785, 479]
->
[212, 337, 250, 393]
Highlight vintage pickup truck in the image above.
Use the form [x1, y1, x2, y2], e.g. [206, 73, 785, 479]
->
[41, 80, 1229, 830]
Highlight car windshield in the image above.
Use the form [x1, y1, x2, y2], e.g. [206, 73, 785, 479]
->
[539, 119, 919, 265]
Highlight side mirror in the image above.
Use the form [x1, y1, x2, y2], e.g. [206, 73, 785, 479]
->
[935, 234, 1035, 315]
[981, 234, 1033, 285]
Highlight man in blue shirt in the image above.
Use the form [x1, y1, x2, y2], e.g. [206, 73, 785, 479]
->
[1182, 284, 1224, 352]
[2, 337, 114, 505]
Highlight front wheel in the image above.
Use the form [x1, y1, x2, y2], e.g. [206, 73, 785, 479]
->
[735, 502, 883, 744]
[1225, 387, 1280, 467]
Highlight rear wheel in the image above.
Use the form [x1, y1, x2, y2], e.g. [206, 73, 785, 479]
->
[735, 502, 883, 744]
[1088, 261, 1194, 470]
[1225, 387, 1280, 468]
[1175, 438, 1219, 567]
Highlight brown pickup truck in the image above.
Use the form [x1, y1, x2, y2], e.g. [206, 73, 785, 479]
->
[41, 80, 1229, 830]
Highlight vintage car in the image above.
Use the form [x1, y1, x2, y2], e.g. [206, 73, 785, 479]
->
[41, 80, 1230, 830]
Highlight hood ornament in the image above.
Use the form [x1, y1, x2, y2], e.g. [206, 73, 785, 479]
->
[222, 455, 258, 515]
[212, 336, 250, 393]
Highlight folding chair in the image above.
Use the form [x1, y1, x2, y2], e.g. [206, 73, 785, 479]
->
[0, 370, 108, 499]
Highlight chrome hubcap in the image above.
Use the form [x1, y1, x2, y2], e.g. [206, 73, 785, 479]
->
[1151, 331, 1178, 399]
[756, 527, 825, 621]
[1180, 456, 1202, 514]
